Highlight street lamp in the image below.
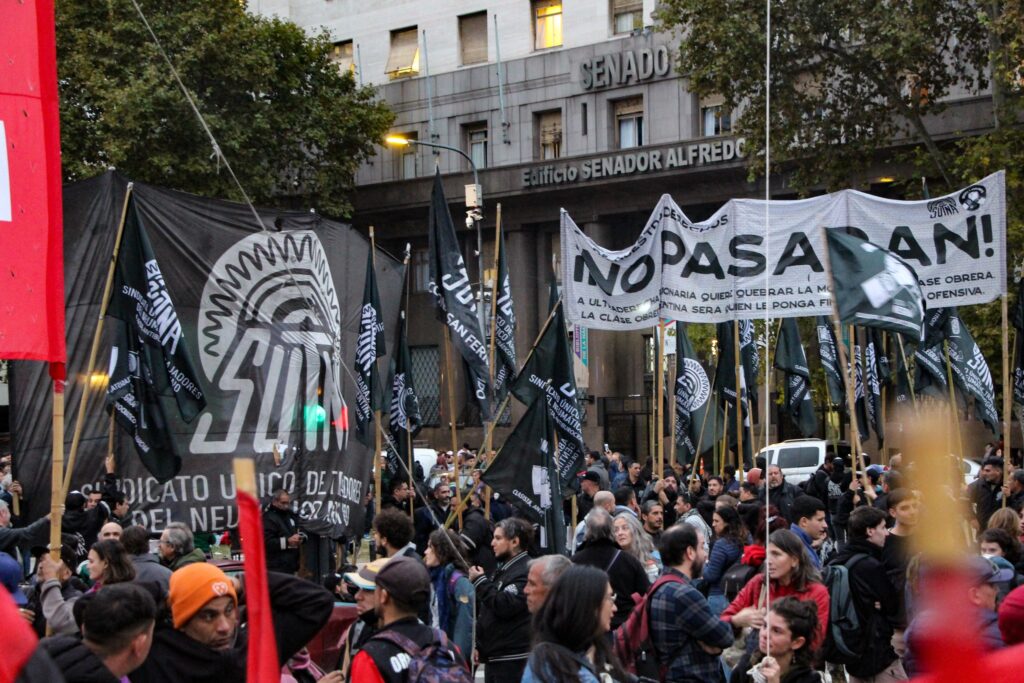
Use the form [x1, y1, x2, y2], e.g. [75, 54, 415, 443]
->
[385, 135, 487, 338]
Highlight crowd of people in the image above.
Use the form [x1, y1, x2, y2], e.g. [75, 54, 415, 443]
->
[3, 443, 1024, 683]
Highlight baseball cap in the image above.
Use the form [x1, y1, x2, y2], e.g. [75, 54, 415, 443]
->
[0, 552, 28, 606]
[967, 556, 1015, 586]
[343, 557, 389, 592]
[374, 555, 430, 609]
[582, 471, 601, 484]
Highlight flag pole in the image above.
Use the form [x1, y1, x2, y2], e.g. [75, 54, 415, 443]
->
[656, 320, 666, 477]
[720, 401, 729, 477]
[692, 362, 720, 475]
[443, 331, 459, 456]
[668, 352, 678, 468]
[444, 300, 562, 528]
[485, 205, 503, 517]
[63, 183, 134, 494]
[402, 246, 415, 521]
[733, 321, 744, 479]
[50, 378, 66, 560]
[896, 333, 919, 412]
[1002, 294, 1011, 505]
[943, 339, 965, 469]
[370, 226, 383, 518]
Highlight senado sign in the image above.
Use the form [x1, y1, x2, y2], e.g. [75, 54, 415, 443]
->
[580, 46, 673, 90]
[521, 138, 746, 188]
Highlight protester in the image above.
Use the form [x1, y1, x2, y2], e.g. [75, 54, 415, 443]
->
[998, 584, 1024, 645]
[612, 511, 661, 582]
[157, 523, 205, 571]
[131, 561, 333, 683]
[881, 487, 918, 656]
[1005, 470, 1024, 512]
[721, 529, 830, 649]
[524, 554, 571, 614]
[826, 506, 905, 683]
[85, 539, 136, 590]
[97, 522, 122, 542]
[424, 529, 474, 659]
[414, 481, 455, 553]
[762, 466, 800, 523]
[571, 507, 649, 629]
[337, 557, 389, 676]
[37, 540, 135, 635]
[23, 544, 85, 637]
[572, 490, 614, 553]
[459, 495, 496, 571]
[120, 525, 172, 591]
[644, 472, 680, 527]
[42, 583, 156, 683]
[577, 471, 602, 518]
[987, 507, 1024, 546]
[704, 505, 748, 616]
[63, 491, 110, 554]
[674, 490, 712, 555]
[585, 450, 611, 490]
[613, 487, 640, 518]
[640, 499, 664, 543]
[730, 597, 821, 683]
[789, 495, 830, 568]
[469, 517, 533, 682]
[381, 478, 413, 514]
[969, 456, 1005, 530]
[646, 524, 733, 682]
[263, 489, 303, 574]
[348, 555, 466, 682]
[522, 565, 630, 683]
[372, 507, 421, 561]
[0, 500, 50, 555]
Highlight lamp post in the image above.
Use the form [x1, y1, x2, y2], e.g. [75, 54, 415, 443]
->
[385, 135, 487, 341]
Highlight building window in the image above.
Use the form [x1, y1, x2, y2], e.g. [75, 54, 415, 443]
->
[386, 27, 420, 80]
[581, 102, 588, 136]
[614, 97, 644, 149]
[329, 40, 355, 75]
[411, 247, 430, 292]
[611, 0, 643, 35]
[465, 123, 487, 169]
[459, 12, 488, 65]
[700, 95, 732, 136]
[532, 0, 563, 50]
[537, 110, 562, 160]
[393, 131, 418, 179]
[410, 346, 441, 426]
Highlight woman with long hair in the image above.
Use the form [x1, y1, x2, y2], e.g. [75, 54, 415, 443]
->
[988, 507, 1024, 546]
[423, 528, 474, 659]
[730, 597, 822, 683]
[704, 505, 749, 616]
[522, 565, 630, 683]
[721, 529, 830, 649]
[86, 539, 136, 589]
[613, 512, 661, 581]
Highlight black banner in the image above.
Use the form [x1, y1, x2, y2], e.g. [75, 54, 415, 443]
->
[428, 171, 492, 420]
[714, 322, 752, 465]
[105, 195, 206, 482]
[388, 310, 422, 478]
[10, 173, 402, 537]
[354, 248, 386, 445]
[774, 318, 817, 438]
[864, 330, 884, 447]
[915, 308, 950, 398]
[675, 324, 722, 463]
[816, 316, 846, 407]
[945, 309, 998, 434]
[493, 227, 517, 405]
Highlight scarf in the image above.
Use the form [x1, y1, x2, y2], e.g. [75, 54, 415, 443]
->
[429, 564, 455, 633]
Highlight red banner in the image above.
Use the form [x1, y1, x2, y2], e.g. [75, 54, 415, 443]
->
[237, 490, 280, 682]
[0, 0, 65, 367]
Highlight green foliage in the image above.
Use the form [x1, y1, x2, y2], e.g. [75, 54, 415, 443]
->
[655, 0, 990, 191]
[56, 0, 394, 217]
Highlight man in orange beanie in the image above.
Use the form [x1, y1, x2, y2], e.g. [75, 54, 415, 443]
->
[129, 560, 333, 683]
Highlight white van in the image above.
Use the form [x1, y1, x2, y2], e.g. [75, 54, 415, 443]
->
[757, 439, 849, 485]
[380, 447, 441, 484]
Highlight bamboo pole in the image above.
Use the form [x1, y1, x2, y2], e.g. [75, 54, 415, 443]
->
[896, 334, 919, 412]
[369, 227, 384, 516]
[64, 184, 134, 494]
[944, 340, 966, 466]
[656, 320, 666, 477]
[486, 206, 503, 519]
[733, 321, 744, 478]
[443, 331, 459, 456]
[401, 245, 415, 521]
[668, 353, 678, 468]
[1002, 294, 1012, 506]
[720, 401, 730, 477]
[50, 379, 66, 559]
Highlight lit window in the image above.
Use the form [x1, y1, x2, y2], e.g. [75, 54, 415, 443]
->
[386, 27, 420, 80]
[533, 0, 563, 50]
[465, 123, 488, 169]
[459, 12, 488, 65]
[412, 248, 430, 293]
[394, 132, 418, 179]
[700, 95, 732, 136]
[615, 97, 643, 149]
[537, 110, 562, 159]
[329, 40, 355, 75]
[611, 0, 643, 35]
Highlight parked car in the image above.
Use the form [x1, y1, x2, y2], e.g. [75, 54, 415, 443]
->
[757, 439, 850, 485]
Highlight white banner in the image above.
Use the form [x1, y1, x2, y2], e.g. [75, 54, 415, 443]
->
[560, 172, 1006, 330]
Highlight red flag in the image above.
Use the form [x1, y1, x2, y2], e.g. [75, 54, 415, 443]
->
[237, 490, 280, 682]
[0, 584, 39, 682]
[0, 0, 66, 370]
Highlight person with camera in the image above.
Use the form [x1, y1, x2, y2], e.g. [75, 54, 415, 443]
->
[264, 489, 304, 574]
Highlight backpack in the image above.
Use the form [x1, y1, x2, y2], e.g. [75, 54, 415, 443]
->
[369, 628, 472, 683]
[820, 554, 868, 665]
[613, 573, 685, 679]
[721, 557, 757, 602]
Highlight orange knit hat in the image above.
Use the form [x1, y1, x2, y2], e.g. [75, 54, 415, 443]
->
[168, 563, 237, 629]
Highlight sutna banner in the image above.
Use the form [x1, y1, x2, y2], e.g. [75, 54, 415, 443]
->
[560, 172, 1005, 330]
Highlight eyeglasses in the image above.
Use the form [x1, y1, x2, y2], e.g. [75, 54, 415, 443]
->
[606, 592, 617, 604]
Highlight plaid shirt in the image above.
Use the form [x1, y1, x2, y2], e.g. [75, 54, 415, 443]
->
[649, 568, 734, 682]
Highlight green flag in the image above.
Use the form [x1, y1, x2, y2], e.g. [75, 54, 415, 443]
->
[825, 229, 924, 338]
[675, 324, 723, 464]
[945, 309, 998, 434]
[774, 318, 818, 438]
[481, 398, 566, 554]
[914, 308, 949, 398]
[714, 322, 752, 466]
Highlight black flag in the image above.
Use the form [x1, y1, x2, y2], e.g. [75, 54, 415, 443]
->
[714, 322, 752, 466]
[1013, 279, 1024, 407]
[864, 329, 885, 446]
[914, 308, 950, 398]
[388, 309, 422, 477]
[815, 316, 846, 407]
[825, 229, 925, 338]
[893, 334, 914, 404]
[740, 319, 759, 412]
[105, 196, 206, 482]
[355, 247, 386, 445]
[492, 227, 517, 404]
[428, 171, 492, 419]
[482, 398, 565, 554]
[774, 318, 818, 438]
[945, 309, 999, 434]
[853, 334, 870, 443]
[511, 284, 587, 489]
[675, 324, 723, 464]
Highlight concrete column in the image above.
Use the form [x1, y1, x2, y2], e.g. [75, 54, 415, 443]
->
[581, 222, 620, 407]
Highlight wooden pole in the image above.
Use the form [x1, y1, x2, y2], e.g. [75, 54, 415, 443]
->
[50, 379, 66, 559]
[485, 206, 502, 505]
[369, 227, 383, 516]
[401, 244, 415, 521]
[668, 353, 678, 468]
[1002, 294, 1012, 505]
[443, 331, 459, 456]
[64, 184, 134, 494]
[895, 334, 919, 412]
[733, 321, 744, 477]
[656, 320, 666, 477]
[944, 340, 966, 466]
[720, 401, 730, 477]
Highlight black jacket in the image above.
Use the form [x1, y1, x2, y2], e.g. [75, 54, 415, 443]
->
[970, 479, 1002, 528]
[130, 572, 333, 683]
[472, 550, 531, 663]
[459, 507, 496, 572]
[571, 538, 650, 629]
[41, 636, 118, 683]
[414, 501, 457, 554]
[263, 506, 301, 573]
[826, 539, 899, 677]
[760, 481, 801, 524]
[62, 506, 108, 558]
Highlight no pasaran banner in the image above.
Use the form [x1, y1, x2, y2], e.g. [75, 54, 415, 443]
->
[560, 172, 1005, 330]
